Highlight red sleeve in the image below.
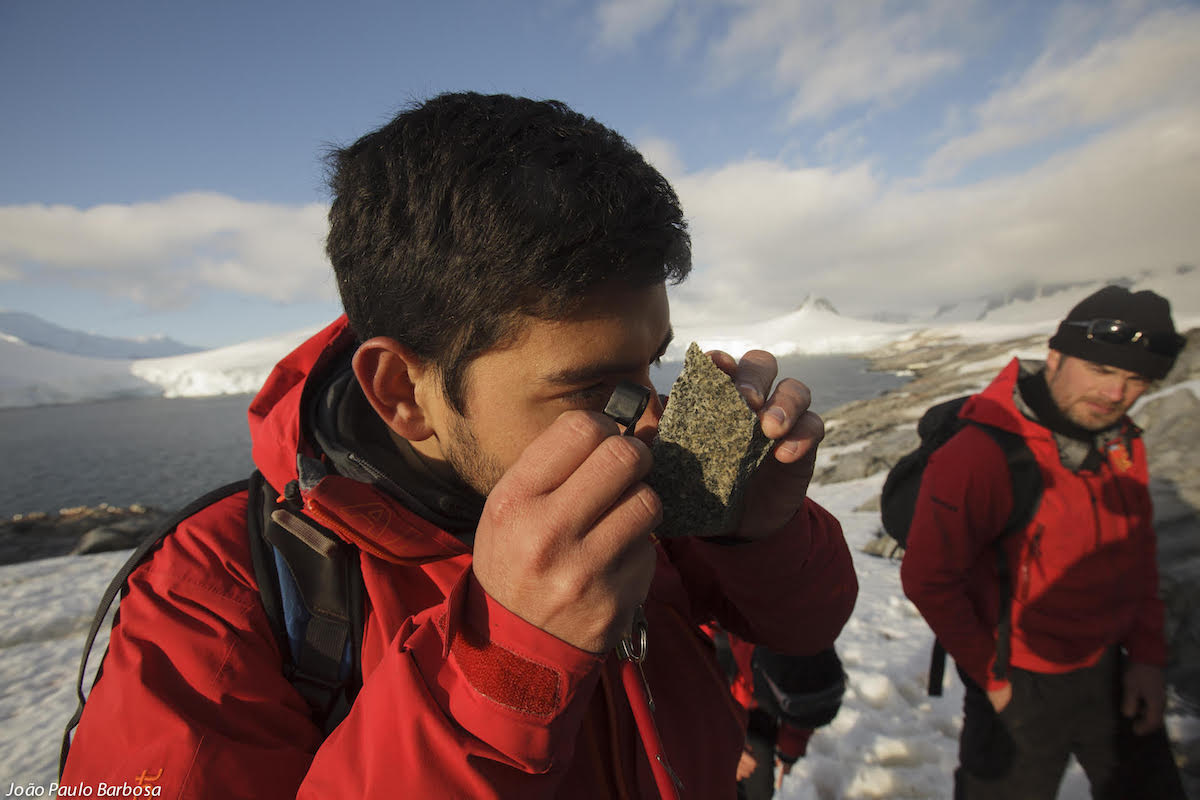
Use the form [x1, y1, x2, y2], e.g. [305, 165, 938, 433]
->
[62, 496, 604, 799]
[899, 427, 1012, 690]
[775, 724, 814, 763]
[664, 498, 857, 656]
[301, 571, 603, 798]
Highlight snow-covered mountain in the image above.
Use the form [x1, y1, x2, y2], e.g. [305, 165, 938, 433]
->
[0, 325, 321, 408]
[2, 266, 1197, 409]
[891, 264, 1197, 325]
[672, 294, 912, 361]
[0, 311, 200, 360]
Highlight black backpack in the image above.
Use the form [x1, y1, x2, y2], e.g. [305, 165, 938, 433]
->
[879, 395, 1043, 695]
[710, 629, 845, 730]
[751, 646, 845, 730]
[60, 471, 364, 774]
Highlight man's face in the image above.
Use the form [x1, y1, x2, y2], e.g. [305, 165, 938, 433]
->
[1044, 350, 1152, 432]
[427, 283, 672, 496]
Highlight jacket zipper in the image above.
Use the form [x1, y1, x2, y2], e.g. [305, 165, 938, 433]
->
[1085, 482, 1102, 548]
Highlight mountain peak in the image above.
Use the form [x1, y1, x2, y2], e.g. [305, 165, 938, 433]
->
[0, 311, 201, 360]
[797, 295, 839, 315]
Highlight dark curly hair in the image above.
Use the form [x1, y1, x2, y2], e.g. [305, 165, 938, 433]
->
[325, 92, 692, 412]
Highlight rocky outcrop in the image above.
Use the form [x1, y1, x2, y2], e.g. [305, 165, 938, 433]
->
[0, 504, 164, 565]
[819, 327, 1200, 710]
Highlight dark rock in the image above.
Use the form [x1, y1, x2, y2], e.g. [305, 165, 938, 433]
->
[861, 530, 904, 559]
[0, 505, 163, 565]
[649, 343, 774, 538]
[71, 516, 162, 555]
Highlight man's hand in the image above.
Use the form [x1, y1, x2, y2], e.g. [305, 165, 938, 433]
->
[776, 757, 795, 789]
[735, 747, 757, 782]
[471, 411, 661, 654]
[1122, 662, 1166, 735]
[987, 683, 1012, 713]
[708, 350, 825, 540]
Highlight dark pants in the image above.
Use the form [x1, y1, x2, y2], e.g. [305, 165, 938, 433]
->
[954, 650, 1185, 800]
[737, 709, 777, 800]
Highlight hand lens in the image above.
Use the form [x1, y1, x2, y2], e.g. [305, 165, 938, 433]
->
[603, 381, 652, 436]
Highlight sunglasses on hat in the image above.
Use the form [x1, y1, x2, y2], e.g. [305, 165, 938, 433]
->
[1062, 319, 1186, 357]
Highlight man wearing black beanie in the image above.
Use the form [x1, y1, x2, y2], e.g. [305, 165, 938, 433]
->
[902, 286, 1187, 799]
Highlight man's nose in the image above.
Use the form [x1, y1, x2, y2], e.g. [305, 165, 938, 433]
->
[1100, 378, 1127, 403]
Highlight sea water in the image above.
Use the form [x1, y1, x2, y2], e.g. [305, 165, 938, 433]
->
[0, 354, 905, 516]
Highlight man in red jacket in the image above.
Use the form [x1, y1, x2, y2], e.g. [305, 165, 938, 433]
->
[61, 92, 857, 798]
[901, 286, 1187, 799]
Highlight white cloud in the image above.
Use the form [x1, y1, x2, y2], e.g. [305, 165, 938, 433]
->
[636, 135, 688, 178]
[650, 0, 972, 121]
[0, 193, 331, 308]
[923, 5, 1200, 179]
[669, 106, 1200, 324]
[594, 0, 676, 49]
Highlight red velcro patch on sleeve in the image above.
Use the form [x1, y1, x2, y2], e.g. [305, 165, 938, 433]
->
[451, 619, 563, 718]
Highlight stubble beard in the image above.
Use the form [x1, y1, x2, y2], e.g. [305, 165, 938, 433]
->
[443, 411, 506, 497]
[1067, 401, 1125, 432]
[1046, 367, 1126, 433]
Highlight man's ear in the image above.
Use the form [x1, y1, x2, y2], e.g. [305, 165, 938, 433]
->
[1045, 348, 1062, 378]
[352, 337, 437, 441]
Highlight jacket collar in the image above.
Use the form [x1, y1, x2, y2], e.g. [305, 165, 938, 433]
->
[248, 316, 474, 563]
[962, 357, 1139, 472]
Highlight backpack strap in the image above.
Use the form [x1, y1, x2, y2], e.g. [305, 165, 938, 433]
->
[60, 478, 251, 776]
[247, 473, 363, 735]
[60, 472, 368, 777]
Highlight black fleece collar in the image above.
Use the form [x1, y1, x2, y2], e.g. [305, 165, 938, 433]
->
[307, 352, 485, 543]
[1016, 368, 1118, 473]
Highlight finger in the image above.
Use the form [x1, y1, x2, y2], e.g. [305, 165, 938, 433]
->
[501, 410, 620, 497]
[577, 482, 662, 560]
[573, 485, 660, 635]
[1121, 685, 1139, 719]
[769, 410, 825, 465]
[759, 377, 814, 440]
[1144, 691, 1166, 732]
[705, 349, 738, 377]
[732, 350, 778, 410]
[1133, 708, 1158, 736]
[549, 430, 655, 538]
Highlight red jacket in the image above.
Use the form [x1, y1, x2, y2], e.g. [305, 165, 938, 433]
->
[62, 316, 857, 799]
[710, 629, 815, 763]
[900, 358, 1166, 692]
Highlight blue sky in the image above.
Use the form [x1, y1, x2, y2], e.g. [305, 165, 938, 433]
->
[2, 0, 1198, 348]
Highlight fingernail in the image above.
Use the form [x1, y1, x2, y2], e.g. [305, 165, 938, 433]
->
[766, 406, 787, 427]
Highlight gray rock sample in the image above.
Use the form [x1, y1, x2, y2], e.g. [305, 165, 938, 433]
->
[648, 343, 774, 537]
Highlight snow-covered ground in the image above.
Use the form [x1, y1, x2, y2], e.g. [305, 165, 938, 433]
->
[3, 479, 1196, 798]
[1, 270, 1197, 794]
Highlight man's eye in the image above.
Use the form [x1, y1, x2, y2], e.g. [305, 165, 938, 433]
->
[564, 385, 610, 405]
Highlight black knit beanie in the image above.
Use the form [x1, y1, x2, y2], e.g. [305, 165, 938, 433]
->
[1047, 286, 1181, 380]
